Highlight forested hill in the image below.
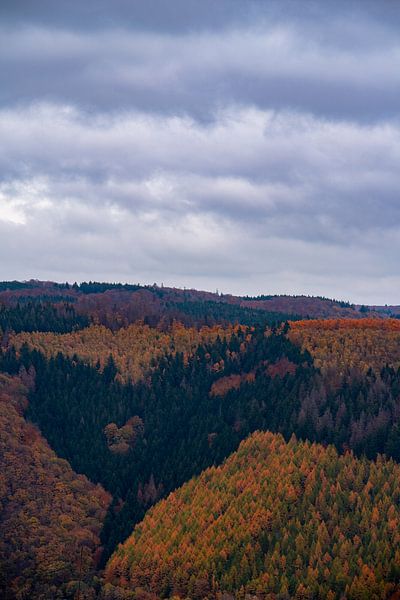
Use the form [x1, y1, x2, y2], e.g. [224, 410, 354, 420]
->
[0, 279, 393, 332]
[1, 325, 313, 562]
[1, 282, 400, 599]
[105, 430, 400, 600]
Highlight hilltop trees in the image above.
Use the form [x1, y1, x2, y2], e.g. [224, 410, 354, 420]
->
[105, 431, 400, 599]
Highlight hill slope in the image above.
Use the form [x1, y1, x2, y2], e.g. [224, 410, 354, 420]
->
[105, 431, 400, 600]
[0, 374, 111, 599]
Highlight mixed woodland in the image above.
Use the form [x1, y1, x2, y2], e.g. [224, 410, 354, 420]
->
[1, 280, 400, 599]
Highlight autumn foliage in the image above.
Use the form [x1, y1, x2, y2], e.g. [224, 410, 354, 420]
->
[104, 416, 144, 455]
[0, 374, 111, 599]
[210, 358, 296, 397]
[105, 431, 400, 599]
[289, 318, 400, 374]
[11, 322, 237, 382]
[2, 286, 400, 600]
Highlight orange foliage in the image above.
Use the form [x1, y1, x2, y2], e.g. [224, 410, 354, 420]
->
[289, 318, 400, 374]
[0, 374, 111, 599]
[11, 322, 238, 382]
[291, 318, 400, 331]
[104, 431, 400, 599]
[210, 358, 296, 397]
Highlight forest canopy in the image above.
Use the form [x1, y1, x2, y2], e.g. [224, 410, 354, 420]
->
[1, 282, 400, 598]
[105, 431, 400, 600]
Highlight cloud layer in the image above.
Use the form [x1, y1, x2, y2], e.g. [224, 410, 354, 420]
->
[1, 1, 399, 302]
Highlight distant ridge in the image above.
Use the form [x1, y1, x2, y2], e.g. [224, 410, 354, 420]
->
[1, 279, 396, 323]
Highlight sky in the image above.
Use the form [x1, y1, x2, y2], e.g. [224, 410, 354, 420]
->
[1, 0, 399, 303]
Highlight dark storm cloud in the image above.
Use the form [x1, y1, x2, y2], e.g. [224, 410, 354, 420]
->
[0, 1, 399, 302]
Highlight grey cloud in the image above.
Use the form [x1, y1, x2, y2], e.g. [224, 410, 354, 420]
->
[0, 0, 258, 32]
[2, 1, 400, 37]
[1, 1, 400, 303]
[0, 104, 400, 298]
[1, 9, 400, 120]
[1, 104, 399, 237]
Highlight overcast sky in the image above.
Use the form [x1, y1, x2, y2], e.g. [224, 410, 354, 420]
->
[1, 1, 399, 303]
